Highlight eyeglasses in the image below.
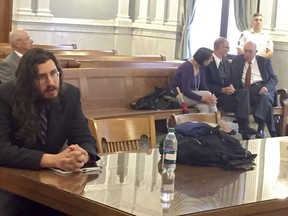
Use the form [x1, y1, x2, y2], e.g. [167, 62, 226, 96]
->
[36, 70, 60, 82]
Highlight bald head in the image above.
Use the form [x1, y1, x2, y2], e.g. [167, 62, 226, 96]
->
[9, 29, 33, 54]
[243, 41, 257, 62]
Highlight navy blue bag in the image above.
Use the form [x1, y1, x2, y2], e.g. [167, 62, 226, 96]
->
[160, 122, 257, 170]
[175, 122, 213, 138]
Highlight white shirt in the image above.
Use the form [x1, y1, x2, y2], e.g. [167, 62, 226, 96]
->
[237, 28, 273, 56]
[14, 50, 23, 58]
[212, 53, 221, 68]
[241, 58, 263, 85]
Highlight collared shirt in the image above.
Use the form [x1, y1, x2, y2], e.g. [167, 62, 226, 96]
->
[237, 28, 273, 56]
[14, 50, 23, 58]
[212, 53, 221, 68]
[241, 58, 263, 85]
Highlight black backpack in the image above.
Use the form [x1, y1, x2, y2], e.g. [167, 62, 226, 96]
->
[159, 122, 257, 170]
[131, 87, 180, 110]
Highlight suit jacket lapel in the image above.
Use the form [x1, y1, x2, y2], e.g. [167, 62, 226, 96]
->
[256, 56, 266, 82]
[11, 51, 21, 66]
[211, 58, 222, 82]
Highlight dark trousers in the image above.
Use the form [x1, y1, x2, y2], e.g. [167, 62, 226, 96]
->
[217, 89, 250, 121]
[250, 92, 276, 134]
[0, 190, 66, 216]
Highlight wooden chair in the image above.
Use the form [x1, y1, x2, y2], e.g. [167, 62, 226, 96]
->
[168, 111, 222, 128]
[274, 89, 288, 136]
[88, 116, 157, 154]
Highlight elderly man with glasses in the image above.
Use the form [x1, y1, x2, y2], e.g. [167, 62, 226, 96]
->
[0, 29, 33, 83]
[206, 37, 256, 140]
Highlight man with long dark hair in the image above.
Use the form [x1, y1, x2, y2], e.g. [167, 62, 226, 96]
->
[0, 48, 99, 215]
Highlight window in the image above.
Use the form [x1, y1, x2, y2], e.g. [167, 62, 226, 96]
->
[189, 0, 241, 55]
[189, 0, 222, 54]
[227, 0, 241, 54]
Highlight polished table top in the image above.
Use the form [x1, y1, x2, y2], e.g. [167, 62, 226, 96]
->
[1, 137, 288, 216]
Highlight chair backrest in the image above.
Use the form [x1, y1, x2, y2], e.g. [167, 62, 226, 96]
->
[168, 111, 222, 128]
[277, 89, 288, 107]
[88, 116, 157, 154]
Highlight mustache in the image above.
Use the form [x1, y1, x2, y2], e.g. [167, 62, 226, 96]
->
[45, 85, 58, 92]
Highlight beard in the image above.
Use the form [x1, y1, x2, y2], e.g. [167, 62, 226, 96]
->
[36, 84, 60, 105]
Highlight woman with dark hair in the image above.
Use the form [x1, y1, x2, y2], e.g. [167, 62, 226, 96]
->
[171, 47, 234, 133]
[171, 47, 217, 113]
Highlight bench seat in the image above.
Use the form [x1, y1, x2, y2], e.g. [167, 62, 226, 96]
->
[62, 67, 288, 136]
[62, 67, 186, 121]
[84, 107, 198, 120]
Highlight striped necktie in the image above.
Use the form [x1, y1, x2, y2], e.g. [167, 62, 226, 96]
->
[40, 108, 48, 145]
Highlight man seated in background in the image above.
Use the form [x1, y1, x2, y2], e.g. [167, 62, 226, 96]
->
[231, 41, 278, 138]
[237, 13, 273, 59]
[206, 37, 256, 140]
[0, 29, 33, 83]
[0, 48, 100, 215]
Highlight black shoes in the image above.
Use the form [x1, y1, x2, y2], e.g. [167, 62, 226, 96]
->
[269, 131, 277, 137]
[247, 127, 257, 135]
[255, 130, 277, 138]
[239, 126, 257, 135]
[255, 130, 265, 138]
[239, 126, 257, 140]
[241, 133, 251, 140]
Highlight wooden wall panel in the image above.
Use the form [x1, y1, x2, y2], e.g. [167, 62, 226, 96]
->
[0, 0, 13, 42]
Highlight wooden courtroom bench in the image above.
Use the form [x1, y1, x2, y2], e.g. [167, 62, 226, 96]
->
[62, 67, 197, 121]
[62, 67, 288, 136]
[0, 43, 77, 58]
[0, 42, 77, 51]
[56, 54, 166, 62]
[33, 43, 77, 50]
[78, 60, 182, 68]
[57, 58, 81, 68]
[51, 49, 117, 56]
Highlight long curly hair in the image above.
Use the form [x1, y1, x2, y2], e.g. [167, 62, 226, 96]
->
[12, 48, 64, 144]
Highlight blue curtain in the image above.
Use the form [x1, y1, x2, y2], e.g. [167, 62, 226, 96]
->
[234, 0, 258, 31]
[177, 0, 197, 60]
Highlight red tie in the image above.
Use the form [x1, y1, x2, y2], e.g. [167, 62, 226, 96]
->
[244, 62, 251, 89]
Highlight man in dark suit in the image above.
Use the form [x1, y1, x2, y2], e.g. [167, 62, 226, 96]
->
[0, 48, 100, 215]
[206, 37, 256, 140]
[231, 41, 278, 138]
[0, 29, 33, 83]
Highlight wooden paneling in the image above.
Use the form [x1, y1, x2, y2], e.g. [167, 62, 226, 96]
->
[0, 0, 13, 42]
[62, 67, 198, 120]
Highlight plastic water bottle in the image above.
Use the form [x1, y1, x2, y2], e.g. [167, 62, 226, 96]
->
[162, 128, 178, 172]
[160, 171, 175, 213]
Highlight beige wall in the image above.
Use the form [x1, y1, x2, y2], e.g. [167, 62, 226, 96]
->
[12, 0, 182, 60]
[272, 41, 288, 89]
[11, 0, 288, 87]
